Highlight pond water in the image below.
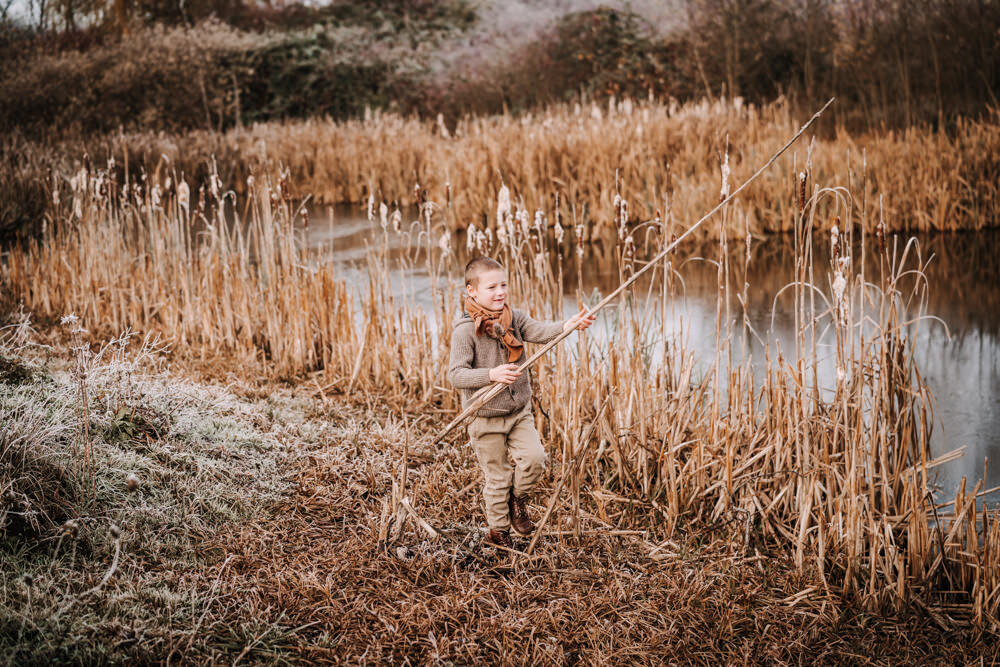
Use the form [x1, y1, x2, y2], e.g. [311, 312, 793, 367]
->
[303, 205, 1000, 505]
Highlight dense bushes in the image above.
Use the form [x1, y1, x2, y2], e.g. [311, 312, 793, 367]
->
[0, 21, 419, 138]
[0, 0, 471, 138]
[435, 1, 1000, 128]
[413, 8, 686, 118]
[682, 0, 1000, 127]
[0, 1, 998, 140]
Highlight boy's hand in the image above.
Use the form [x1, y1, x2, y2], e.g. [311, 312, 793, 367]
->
[564, 308, 597, 332]
[489, 363, 521, 384]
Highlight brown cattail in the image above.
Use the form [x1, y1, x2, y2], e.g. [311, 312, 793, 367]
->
[553, 190, 562, 232]
[798, 171, 808, 212]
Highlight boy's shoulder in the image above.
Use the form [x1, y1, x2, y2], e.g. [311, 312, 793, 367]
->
[510, 307, 534, 326]
[450, 317, 476, 337]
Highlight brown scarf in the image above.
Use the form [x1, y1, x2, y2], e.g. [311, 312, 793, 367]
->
[463, 296, 524, 363]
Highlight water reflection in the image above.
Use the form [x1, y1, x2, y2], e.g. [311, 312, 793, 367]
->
[303, 206, 1000, 503]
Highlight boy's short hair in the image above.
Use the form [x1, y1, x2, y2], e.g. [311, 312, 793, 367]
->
[465, 256, 505, 286]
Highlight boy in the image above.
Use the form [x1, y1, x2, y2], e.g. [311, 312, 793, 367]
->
[447, 256, 596, 549]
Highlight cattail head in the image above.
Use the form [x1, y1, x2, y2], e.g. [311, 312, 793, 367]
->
[614, 194, 626, 239]
[798, 171, 808, 211]
[437, 113, 450, 139]
[623, 234, 636, 275]
[466, 223, 477, 252]
[832, 272, 847, 302]
[177, 181, 190, 215]
[496, 184, 511, 226]
[278, 166, 291, 202]
[379, 202, 388, 230]
[517, 207, 530, 239]
[110, 524, 120, 539]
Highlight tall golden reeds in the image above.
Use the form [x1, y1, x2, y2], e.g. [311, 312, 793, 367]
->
[20, 97, 999, 243]
[3, 142, 999, 630]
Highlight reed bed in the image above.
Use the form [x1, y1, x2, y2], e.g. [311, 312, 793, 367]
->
[14, 96, 1000, 244]
[3, 140, 1000, 641]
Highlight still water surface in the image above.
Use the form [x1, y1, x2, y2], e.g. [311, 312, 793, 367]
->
[303, 207, 1000, 504]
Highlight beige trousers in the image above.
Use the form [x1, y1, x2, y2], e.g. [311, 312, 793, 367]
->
[468, 404, 547, 530]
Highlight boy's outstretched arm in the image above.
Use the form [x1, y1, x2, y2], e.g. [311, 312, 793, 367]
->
[516, 308, 596, 344]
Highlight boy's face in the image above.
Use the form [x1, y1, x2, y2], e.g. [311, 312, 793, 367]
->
[467, 268, 508, 311]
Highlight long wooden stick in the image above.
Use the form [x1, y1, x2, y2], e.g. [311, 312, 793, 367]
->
[433, 97, 835, 445]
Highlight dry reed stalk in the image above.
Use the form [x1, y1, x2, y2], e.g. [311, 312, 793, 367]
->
[526, 395, 613, 555]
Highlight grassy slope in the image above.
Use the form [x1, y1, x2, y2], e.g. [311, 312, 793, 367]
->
[0, 321, 994, 663]
[0, 327, 296, 663]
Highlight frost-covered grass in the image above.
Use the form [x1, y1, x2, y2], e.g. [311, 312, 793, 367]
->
[0, 314, 305, 663]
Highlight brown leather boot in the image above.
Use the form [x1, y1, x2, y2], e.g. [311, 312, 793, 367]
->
[485, 528, 513, 550]
[508, 492, 534, 537]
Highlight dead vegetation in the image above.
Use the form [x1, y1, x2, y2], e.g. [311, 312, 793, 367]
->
[5, 97, 1000, 244]
[3, 105, 1000, 660]
[207, 403, 993, 663]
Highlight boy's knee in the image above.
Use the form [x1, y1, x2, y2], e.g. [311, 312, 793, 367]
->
[522, 448, 546, 475]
